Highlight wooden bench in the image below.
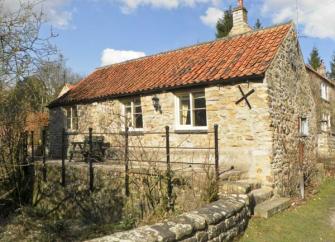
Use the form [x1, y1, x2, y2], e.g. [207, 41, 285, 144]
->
[69, 136, 110, 162]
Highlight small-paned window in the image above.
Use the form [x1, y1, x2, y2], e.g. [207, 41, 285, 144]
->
[66, 106, 78, 130]
[179, 94, 191, 125]
[193, 92, 207, 127]
[321, 113, 331, 132]
[300, 117, 309, 136]
[321, 82, 329, 101]
[123, 97, 143, 129]
[176, 91, 207, 129]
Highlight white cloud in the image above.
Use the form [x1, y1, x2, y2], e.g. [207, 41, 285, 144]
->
[101, 48, 146, 66]
[200, 7, 223, 27]
[0, 0, 73, 28]
[261, 0, 335, 40]
[0, 0, 225, 26]
[117, 0, 220, 13]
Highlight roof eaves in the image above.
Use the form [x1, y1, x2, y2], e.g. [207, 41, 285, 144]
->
[306, 65, 335, 86]
[48, 73, 265, 108]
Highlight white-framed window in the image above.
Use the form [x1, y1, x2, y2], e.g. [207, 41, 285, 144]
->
[122, 97, 143, 130]
[175, 91, 207, 130]
[299, 117, 309, 136]
[321, 113, 331, 132]
[66, 106, 78, 131]
[321, 82, 329, 101]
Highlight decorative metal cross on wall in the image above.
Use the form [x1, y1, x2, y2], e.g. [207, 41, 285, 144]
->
[235, 85, 255, 109]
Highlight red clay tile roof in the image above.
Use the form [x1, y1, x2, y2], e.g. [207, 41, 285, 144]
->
[49, 23, 293, 107]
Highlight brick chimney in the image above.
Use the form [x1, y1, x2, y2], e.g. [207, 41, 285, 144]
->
[229, 0, 252, 36]
[317, 60, 327, 77]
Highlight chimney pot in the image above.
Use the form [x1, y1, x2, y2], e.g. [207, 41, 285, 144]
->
[229, 0, 252, 36]
[238, 0, 244, 8]
[317, 60, 327, 77]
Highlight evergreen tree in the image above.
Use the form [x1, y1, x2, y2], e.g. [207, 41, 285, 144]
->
[216, 7, 233, 39]
[308, 47, 322, 70]
[330, 52, 335, 80]
[254, 19, 262, 29]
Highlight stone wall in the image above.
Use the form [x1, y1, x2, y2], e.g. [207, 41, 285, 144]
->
[265, 27, 318, 194]
[206, 84, 272, 184]
[48, 81, 273, 184]
[87, 195, 251, 242]
[307, 68, 335, 161]
[307, 69, 335, 134]
[318, 133, 335, 170]
[318, 133, 332, 158]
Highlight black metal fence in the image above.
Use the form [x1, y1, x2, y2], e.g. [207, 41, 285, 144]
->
[26, 124, 220, 211]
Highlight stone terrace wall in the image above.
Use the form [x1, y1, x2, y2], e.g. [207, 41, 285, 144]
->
[87, 195, 251, 242]
[36, 158, 238, 224]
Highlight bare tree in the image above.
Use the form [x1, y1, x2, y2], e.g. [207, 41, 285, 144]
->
[0, 0, 57, 85]
[0, 0, 57, 214]
[36, 54, 82, 100]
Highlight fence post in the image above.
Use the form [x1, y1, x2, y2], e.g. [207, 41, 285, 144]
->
[61, 128, 66, 187]
[22, 131, 28, 164]
[214, 124, 219, 182]
[165, 126, 173, 211]
[124, 126, 129, 197]
[42, 128, 47, 181]
[31, 131, 35, 163]
[88, 127, 94, 192]
[124, 126, 130, 197]
[24, 131, 28, 163]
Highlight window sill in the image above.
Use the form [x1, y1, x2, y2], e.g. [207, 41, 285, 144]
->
[174, 128, 208, 134]
[66, 130, 79, 135]
[321, 98, 330, 103]
[299, 134, 309, 138]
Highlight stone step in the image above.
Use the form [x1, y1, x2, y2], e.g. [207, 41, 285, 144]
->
[219, 170, 245, 181]
[219, 181, 251, 195]
[254, 197, 291, 218]
[249, 187, 274, 206]
[236, 179, 262, 191]
[219, 179, 262, 195]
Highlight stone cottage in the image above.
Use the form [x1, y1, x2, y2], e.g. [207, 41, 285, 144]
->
[48, 1, 317, 191]
[306, 63, 335, 161]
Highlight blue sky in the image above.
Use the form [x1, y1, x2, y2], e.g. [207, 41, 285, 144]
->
[7, 0, 335, 76]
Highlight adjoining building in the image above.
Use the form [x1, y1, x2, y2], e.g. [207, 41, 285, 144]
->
[306, 63, 335, 164]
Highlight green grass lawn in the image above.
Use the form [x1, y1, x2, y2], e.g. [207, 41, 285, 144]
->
[240, 179, 335, 242]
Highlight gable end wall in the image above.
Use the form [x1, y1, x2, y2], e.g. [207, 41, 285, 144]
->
[265, 27, 317, 195]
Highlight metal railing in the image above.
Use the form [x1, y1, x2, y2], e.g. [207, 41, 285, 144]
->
[21, 124, 220, 211]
